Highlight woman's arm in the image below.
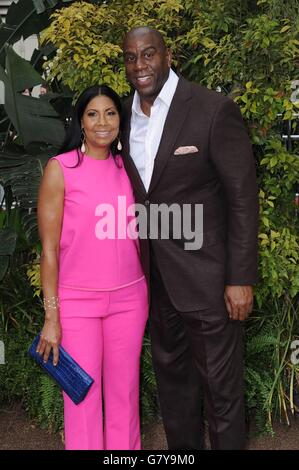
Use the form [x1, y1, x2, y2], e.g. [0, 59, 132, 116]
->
[36, 159, 64, 365]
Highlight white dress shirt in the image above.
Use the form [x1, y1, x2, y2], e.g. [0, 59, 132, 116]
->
[130, 68, 179, 192]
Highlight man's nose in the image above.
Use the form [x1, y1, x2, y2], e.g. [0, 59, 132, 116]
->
[135, 55, 147, 70]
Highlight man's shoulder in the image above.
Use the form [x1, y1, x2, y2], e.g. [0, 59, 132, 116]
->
[122, 76, 231, 113]
[180, 76, 229, 107]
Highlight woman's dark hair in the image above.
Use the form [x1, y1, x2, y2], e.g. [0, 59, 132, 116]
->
[59, 84, 123, 166]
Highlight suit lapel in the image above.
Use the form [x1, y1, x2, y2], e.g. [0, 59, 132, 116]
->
[123, 77, 192, 197]
[122, 98, 147, 198]
[148, 77, 192, 195]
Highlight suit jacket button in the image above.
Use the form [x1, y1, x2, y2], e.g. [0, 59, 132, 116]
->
[144, 200, 150, 206]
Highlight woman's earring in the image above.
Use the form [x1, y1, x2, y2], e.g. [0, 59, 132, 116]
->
[117, 139, 122, 151]
[81, 128, 86, 153]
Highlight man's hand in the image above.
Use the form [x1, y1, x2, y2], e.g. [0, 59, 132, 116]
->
[224, 285, 253, 321]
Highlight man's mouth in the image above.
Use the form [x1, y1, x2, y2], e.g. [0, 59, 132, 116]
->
[135, 75, 152, 85]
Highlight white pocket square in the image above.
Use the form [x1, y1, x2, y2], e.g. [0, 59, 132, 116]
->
[174, 145, 199, 155]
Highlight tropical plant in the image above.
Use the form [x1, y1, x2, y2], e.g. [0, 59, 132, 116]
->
[245, 297, 299, 434]
[40, 0, 185, 97]
[0, 0, 74, 66]
[0, 261, 64, 433]
[0, 0, 78, 281]
[0, 45, 66, 281]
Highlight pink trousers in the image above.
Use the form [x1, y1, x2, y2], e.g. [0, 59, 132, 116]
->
[59, 279, 148, 450]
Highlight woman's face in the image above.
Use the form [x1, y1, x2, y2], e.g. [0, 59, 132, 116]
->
[81, 95, 120, 152]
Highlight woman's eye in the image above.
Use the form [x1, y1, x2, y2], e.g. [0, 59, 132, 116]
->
[108, 111, 116, 116]
[87, 112, 97, 117]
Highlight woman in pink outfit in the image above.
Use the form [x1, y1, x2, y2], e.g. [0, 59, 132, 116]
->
[36, 85, 148, 450]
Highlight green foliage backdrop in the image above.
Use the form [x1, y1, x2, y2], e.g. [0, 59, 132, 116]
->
[1, 0, 299, 437]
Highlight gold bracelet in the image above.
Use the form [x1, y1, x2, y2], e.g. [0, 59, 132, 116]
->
[43, 296, 60, 310]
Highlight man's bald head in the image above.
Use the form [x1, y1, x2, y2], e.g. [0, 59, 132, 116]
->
[123, 26, 167, 51]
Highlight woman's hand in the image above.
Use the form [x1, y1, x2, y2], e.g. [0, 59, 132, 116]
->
[36, 319, 62, 366]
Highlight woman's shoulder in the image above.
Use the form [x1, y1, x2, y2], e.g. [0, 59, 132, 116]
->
[50, 149, 79, 167]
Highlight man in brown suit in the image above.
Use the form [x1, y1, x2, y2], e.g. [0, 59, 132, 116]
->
[122, 27, 259, 450]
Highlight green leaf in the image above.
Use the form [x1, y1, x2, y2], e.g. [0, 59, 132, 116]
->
[0, 0, 49, 64]
[280, 25, 291, 33]
[5, 45, 42, 92]
[269, 157, 278, 167]
[0, 227, 17, 256]
[259, 233, 269, 240]
[262, 217, 270, 228]
[32, 0, 48, 14]
[201, 37, 216, 49]
[262, 37, 270, 48]
[0, 149, 57, 244]
[0, 0, 75, 66]
[0, 47, 65, 148]
[0, 255, 9, 281]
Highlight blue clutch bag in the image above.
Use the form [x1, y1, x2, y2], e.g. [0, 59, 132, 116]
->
[28, 334, 94, 405]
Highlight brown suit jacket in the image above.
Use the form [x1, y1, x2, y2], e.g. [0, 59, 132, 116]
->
[123, 76, 259, 311]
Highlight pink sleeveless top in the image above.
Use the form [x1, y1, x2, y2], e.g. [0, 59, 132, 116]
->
[51, 150, 144, 291]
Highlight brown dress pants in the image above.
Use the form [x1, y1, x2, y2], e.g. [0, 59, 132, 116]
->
[149, 267, 246, 450]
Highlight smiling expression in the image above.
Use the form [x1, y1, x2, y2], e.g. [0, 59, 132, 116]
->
[81, 95, 120, 154]
[123, 30, 172, 103]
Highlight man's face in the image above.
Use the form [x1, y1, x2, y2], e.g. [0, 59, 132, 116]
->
[123, 31, 172, 101]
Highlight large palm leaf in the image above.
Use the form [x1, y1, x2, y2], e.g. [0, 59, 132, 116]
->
[0, 149, 50, 239]
[0, 46, 67, 280]
[0, 146, 57, 280]
[0, 0, 74, 65]
[0, 46, 65, 147]
[0, 227, 17, 280]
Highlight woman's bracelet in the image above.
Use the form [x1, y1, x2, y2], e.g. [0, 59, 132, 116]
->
[43, 296, 60, 310]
